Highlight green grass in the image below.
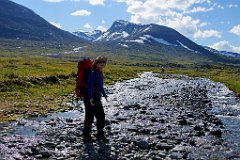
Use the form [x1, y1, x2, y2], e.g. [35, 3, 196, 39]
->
[0, 56, 152, 122]
[0, 56, 239, 122]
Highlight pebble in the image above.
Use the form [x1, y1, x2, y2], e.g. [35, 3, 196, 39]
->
[0, 72, 239, 160]
[136, 140, 149, 149]
[169, 152, 183, 159]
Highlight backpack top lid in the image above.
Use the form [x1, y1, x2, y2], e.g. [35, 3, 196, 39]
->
[78, 58, 93, 70]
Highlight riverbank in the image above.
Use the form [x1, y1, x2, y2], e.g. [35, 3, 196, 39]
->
[1, 72, 239, 159]
[0, 56, 239, 122]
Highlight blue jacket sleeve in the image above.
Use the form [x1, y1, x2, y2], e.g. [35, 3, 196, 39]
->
[100, 72, 107, 97]
[100, 84, 107, 97]
[87, 71, 95, 99]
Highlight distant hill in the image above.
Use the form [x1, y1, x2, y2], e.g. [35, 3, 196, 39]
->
[204, 46, 240, 58]
[74, 20, 210, 54]
[73, 30, 103, 41]
[0, 0, 84, 43]
[0, 0, 239, 64]
[75, 20, 240, 64]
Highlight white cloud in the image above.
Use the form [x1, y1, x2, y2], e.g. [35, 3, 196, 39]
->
[184, 6, 213, 13]
[213, 3, 224, 9]
[101, 20, 105, 24]
[71, 10, 91, 16]
[210, 41, 240, 53]
[116, 0, 223, 40]
[165, 15, 199, 36]
[194, 29, 221, 38]
[227, 4, 238, 8]
[84, 23, 92, 29]
[49, 21, 62, 29]
[44, 0, 64, 2]
[96, 25, 107, 31]
[230, 24, 240, 36]
[200, 22, 208, 27]
[89, 0, 105, 6]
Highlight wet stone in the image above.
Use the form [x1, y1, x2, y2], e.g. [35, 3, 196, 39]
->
[194, 125, 203, 131]
[0, 72, 239, 160]
[30, 147, 39, 156]
[178, 119, 188, 125]
[156, 143, 174, 151]
[45, 142, 57, 149]
[65, 118, 73, 123]
[40, 150, 51, 158]
[169, 152, 183, 159]
[136, 140, 149, 149]
[47, 120, 56, 126]
[210, 129, 222, 138]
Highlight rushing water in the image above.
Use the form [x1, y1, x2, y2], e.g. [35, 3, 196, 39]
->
[0, 72, 239, 159]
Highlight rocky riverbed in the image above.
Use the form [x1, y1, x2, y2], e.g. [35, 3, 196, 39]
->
[0, 72, 240, 160]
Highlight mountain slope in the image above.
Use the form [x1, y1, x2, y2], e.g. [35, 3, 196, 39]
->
[204, 46, 240, 58]
[73, 30, 103, 41]
[0, 0, 83, 43]
[77, 21, 224, 59]
[81, 20, 238, 63]
[95, 20, 212, 55]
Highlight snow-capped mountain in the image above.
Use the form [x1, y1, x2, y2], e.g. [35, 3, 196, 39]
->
[204, 46, 240, 58]
[98, 21, 193, 48]
[73, 30, 103, 41]
[73, 20, 239, 62]
[75, 20, 210, 54]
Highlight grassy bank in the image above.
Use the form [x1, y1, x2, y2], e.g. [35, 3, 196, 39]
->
[0, 56, 239, 122]
[0, 56, 151, 122]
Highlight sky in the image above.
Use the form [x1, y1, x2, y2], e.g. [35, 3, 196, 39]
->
[11, 0, 240, 53]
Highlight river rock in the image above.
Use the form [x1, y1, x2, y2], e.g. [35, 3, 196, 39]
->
[210, 129, 222, 137]
[40, 149, 51, 158]
[136, 140, 149, 149]
[156, 143, 174, 151]
[1, 72, 239, 160]
[45, 142, 57, 149]
[169, 152, 183, 159]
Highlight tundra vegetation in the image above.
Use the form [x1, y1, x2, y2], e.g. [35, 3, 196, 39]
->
[0, 55, 239, 122]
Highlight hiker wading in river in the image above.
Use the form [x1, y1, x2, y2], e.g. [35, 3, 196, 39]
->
[83, 56, 108, 143]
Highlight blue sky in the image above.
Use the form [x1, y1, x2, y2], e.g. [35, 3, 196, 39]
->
[11, 0, 240, 53]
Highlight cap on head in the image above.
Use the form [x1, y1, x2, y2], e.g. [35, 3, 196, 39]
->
[93, 56, 107, 68]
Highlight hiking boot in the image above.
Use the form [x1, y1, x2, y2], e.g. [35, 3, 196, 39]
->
[83, 135, 93, 143]
[97, 135, 109, 143]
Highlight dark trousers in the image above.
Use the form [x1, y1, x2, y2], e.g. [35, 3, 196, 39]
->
[83, 93, 105, 137]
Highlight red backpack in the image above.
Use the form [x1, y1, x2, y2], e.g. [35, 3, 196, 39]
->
[75, 59, 93, 98]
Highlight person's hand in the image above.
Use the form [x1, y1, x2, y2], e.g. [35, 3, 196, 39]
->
[90, 98, 95, 106]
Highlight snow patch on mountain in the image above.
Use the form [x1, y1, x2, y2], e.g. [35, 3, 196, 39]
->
[118, 43, 129, 48]
[73, 30, 103, 41]
[139, 35, 151, 42]
[150, 36, 174, 46]
[142, 25, 152, 32]
[97, 31, 129, 41]
[96, 32, 110, 41]
[126, 39, 145, 44]
[177, 40, 195, 52]
[205, 46, 240, 58]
